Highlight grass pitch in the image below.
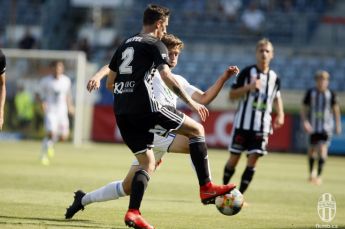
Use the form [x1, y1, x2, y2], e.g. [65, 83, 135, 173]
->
[0, 140, 344, 229]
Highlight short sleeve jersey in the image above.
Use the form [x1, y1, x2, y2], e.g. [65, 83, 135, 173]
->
[0, 49, 6, 75]
[152, 71, 200, 107]
[303, 88, 337, 134]
[39, 75, 72, 115]
[231, 65, 281, 133]
[108, 34, 169, 114]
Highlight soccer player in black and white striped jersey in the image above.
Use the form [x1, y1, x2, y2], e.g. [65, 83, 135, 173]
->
[222, 38, 285, 197]
[301, 70, 341, 185]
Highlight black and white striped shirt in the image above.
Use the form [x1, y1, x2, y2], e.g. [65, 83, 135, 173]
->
[0, 49, 6, 74]
[232, 65, 281, 133]
[303, 88, 337, 134]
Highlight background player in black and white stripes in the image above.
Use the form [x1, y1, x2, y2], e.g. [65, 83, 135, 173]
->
[0, 49, 6, 130]
[301, 70, 341, 185]
[222, 38, 285, 197]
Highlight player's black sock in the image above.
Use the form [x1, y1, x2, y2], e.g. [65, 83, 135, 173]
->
[189, 136, 211, 186]
[308, 156, 315, 174]
[128, 170, 150, 210]
[223, 165, 235, 185]
[317, 158, 325, 176]
[239, 166, 255, 194]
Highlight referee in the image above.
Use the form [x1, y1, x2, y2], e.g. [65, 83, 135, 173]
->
[223, 38, 285, 198]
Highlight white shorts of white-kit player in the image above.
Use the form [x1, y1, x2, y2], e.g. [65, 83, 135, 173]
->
[131, 133, 176, 166]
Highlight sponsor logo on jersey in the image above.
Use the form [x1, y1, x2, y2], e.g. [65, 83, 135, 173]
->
[114, 81, 135, 94]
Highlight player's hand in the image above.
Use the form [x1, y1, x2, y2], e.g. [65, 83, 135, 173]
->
[189, 100, 209, 122]
[273, 114, 284, 129]
[303, 120, 313, 134]
[249, 79, 261, 92]
[87, 78, 101, 92]
[223, 66, 240, 80]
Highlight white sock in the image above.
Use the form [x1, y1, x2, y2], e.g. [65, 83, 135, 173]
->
[41, 137, 53, 158]
[81, 180, 126, 206]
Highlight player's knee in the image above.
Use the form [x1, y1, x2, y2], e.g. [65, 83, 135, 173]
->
[122, 180, 132, 195]
[188, 122, 205, 138]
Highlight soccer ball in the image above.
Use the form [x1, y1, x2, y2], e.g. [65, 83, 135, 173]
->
[215, 189, 244, 216]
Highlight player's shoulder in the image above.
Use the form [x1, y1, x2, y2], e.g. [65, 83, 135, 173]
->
[0, 49, 4, 58]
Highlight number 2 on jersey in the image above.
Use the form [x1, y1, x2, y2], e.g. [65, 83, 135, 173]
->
[119, 47, 134, 74]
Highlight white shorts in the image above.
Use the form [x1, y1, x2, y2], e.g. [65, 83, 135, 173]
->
[131, 133, 176, 166]
[44, 112, 70, 137]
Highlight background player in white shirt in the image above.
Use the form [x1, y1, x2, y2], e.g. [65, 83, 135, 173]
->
[65, 33, 239, 219]
[39, 61, 74, 165]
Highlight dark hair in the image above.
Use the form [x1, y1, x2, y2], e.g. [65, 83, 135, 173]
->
[50, 60, 64, 67]
[143, 4, 170, 25]
[161, 34, 184, 50]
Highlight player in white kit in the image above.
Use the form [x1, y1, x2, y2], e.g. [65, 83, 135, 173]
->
[39, 61, 74, 165]
[65, 34, 239, 219]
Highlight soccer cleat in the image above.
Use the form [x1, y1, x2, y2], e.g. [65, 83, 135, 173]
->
[200, 182, 236, 205]
[65, 190, 85, 219]
[47, 146, 55, 158]
[40, 156, 50, 166]
[124, 209, 154, 229]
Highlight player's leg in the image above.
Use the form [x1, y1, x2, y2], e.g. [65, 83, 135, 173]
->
[173, 115, 236, 204]
[308, 133, 319, 182]
[168, 134, 189, 154]
[316, 134, 329, 185]
[223, 128, 245, 185]
[239, 132, 267, 194]
[223, 153, 241, 185]
[40, 113, 56, 165]
[65, 164, 141, 219]
[239, 153, 261, 194]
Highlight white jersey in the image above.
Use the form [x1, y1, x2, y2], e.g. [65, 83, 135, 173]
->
[39, 74, 72, 115]
[152, 71, 200, 108]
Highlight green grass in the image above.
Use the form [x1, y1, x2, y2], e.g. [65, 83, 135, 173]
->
[0, 141, 344, 229]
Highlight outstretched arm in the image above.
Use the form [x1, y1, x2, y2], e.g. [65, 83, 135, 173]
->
[86, 64, 110, 92]
[159, 64, 209, 121]
[192, 66, 239, 105]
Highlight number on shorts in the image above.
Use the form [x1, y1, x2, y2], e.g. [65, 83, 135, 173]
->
[149, 125, 169, 137]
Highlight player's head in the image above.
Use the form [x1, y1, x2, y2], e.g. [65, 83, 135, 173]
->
[50, 60, 64, 77]
[161, 34, 184, 68]
[315, 70, 329, 91]
[256, 38, 274, 66]
[143, 4, 170, 39]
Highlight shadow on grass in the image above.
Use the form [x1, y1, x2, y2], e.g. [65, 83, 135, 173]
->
[0, 215, 127, 229]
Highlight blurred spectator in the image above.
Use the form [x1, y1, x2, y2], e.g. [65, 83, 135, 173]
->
[14, 84, 34, 135]
[219, 0, 242, 22]
[183, 0, 206, 20]
[72, 37, 91, 60]
[18, 28, 37, 49]
[241, 1, 265, 35]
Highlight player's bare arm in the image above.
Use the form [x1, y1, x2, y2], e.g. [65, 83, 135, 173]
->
[333, 104, 342, 134]
[273, 96, 284, 129]
[300, 105, 313, 133]
[106, 70, 117, 93]
[192, 66, 239, 105]
[87, 64, 110, 92]
[158, 64, 209, 121]
[0, 73, 6, 130]
[229, 78, 260, 100]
